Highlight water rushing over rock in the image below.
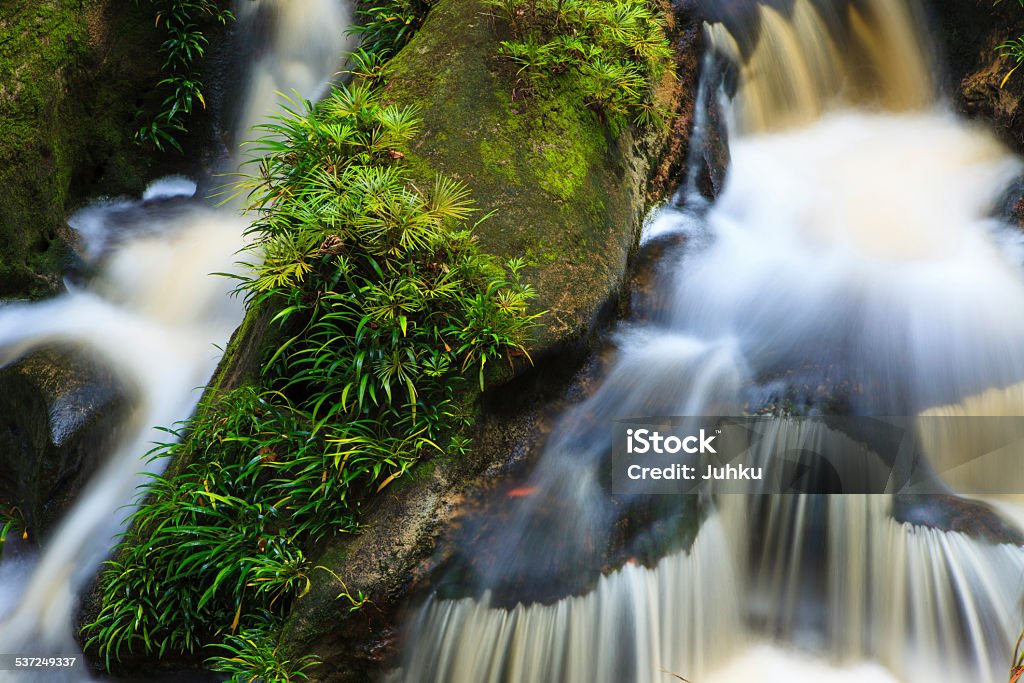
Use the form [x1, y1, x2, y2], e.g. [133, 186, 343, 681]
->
[392, 1, 1024, 681]
[393, 514, 743, 683]
[0, 1, 349, 677]
[826, 496, 1024, 681]
[704, 0, 934, 134]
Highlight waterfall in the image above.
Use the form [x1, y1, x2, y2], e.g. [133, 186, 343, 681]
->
[395, 515, 743, 683]
[828, 496, 1024, 682]
[0, 0, 350, 677]
[391, 1, 1024, 681]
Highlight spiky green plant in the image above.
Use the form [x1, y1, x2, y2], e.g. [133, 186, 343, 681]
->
[84, 83, 540, 670]
[484, 0, 674, 132]
[135, 0, 234, 151]
[207, 613, 320, 683]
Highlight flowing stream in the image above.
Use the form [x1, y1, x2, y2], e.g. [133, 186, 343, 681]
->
[391, 1, 1024, 682]
[0, 1, 349, 679]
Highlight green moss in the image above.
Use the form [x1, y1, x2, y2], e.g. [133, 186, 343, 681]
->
[528, 90, 606, 201]
[0, 3, 77, 295]
[386, 452, 442, 494]
[382, 0, 664, 351]
[0, 0, 164, 298]
[479, 138, 520, 184]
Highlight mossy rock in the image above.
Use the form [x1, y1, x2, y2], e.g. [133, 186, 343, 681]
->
[382, 0, 680, 357]
[0, 0, 170, 299]
[272, 0, 696, 679]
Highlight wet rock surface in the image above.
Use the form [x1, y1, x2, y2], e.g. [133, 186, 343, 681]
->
[0, 345, 131, 540]
[894, 494, 1024, 546]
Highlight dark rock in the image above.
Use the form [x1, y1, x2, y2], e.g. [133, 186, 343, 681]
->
[929, 0, 1024, 152]
[893, 494, 1024, 545]
[698, 78, 732, 199]
[0, 345, 131, 540]
[622, 231, 688, 322]
[649, 6, 706, 200]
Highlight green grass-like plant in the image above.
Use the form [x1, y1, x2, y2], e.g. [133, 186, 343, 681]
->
[83, 82, 540, 674]
[998, 35, 1024, 87]
[349, 0, 434, 59]
[135, 0, 234, 151]
[207, 613, 320, 683]
[484, 0, 674, 132]
[0, 506, 26, 559]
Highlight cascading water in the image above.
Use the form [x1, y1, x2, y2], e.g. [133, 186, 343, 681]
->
[391, 1, 1024, 681]
[0, 1, 349, 678]
[402, 514, 743, 683]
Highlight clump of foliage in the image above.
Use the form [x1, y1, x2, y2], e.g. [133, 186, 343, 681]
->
[235, 83, 540, 393]
[207, 613, 320, 683]
[484, 0, 674, 132]
[83, 388, 324, 663]
[997, 34, 1024, 87]
[135, 0, 234, 151]
[350, 0, 434, 59]
[83, 83, 539, 673]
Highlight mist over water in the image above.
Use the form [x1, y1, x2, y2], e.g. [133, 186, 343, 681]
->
[0, 1, 348, 677]
[391, 1, 1024, 681]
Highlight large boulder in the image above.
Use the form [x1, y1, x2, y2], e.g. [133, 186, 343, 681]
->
[0, 345, 131, 540]
[270, 1, 704, 678]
